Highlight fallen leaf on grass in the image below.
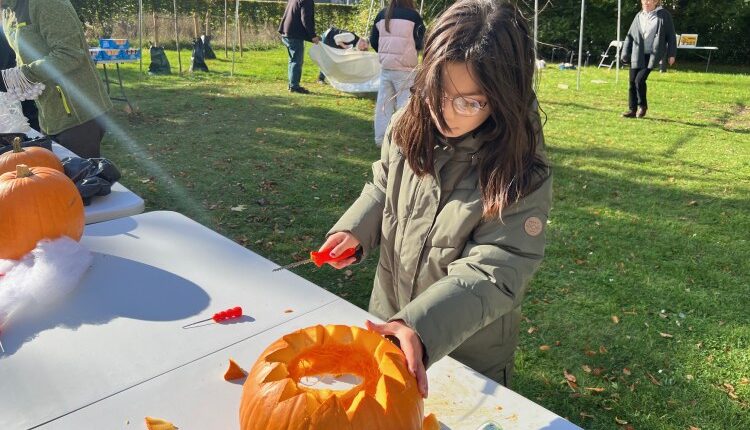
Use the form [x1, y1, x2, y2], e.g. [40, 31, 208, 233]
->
[647, 372, 662, 386]
[230, 204, 247, 212]
[659, 332, 674, 338]
[564, 369, 577, 383]
[599, 345, 608, 354]
[584, 387, 606, 393]
[528, 326, 538, 334]
[689, 426, 701, 430]
[614, 417, 628, 425]
[539, 345, 551, 351]
[623, 368, 632, 376]
[582, 365, 592, 373]
[580, 412, 594, 419]
[592, 367, 604, 376]
[612, 315, 620, 324]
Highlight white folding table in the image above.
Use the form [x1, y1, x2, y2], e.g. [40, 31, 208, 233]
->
[0, 211, 581, 430]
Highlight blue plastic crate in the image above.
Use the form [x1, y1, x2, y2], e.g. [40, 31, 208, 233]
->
[99, 38, 130, 49]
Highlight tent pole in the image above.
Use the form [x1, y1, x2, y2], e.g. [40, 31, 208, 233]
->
[138, 0, 143, 74]
[534, 0, 538, 60]
[616, 0, 621, 83]
[224, 0, 228, 58]
[174, 0, 182, 75]
[576, 0, 585, 90]
[363, 0, 376, 37]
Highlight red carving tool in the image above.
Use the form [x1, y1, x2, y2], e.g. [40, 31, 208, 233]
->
[182, 306, 243, 329]
[272, 246, 357, 272]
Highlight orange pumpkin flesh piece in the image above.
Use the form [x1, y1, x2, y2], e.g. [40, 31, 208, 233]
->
[225, 358, 248, 381]
[240, 324, 435, 429]
[144, 416, 178, 430]
[0, 165, 84, 260]
[0, 138, 63, 175]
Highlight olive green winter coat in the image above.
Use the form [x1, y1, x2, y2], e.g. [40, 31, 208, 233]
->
[2, 0, 112, 136]
[329, 113, 553, 385]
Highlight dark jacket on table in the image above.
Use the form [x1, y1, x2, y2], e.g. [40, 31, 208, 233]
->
[621, 7, 677, 69]
[278, 0, 316, 42]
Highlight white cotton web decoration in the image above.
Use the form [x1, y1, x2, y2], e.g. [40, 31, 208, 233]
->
[0, 237, 93, 331]
[0, 91, 30, 133]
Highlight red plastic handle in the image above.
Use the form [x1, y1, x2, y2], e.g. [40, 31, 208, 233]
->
[310, 246, 357, 267]
[212, 306, 242, 322]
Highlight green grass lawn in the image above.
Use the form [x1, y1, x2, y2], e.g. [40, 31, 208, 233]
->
[101, 47, 749, 429]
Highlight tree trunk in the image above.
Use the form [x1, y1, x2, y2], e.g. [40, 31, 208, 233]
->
[205, 10, 210, 36]
[153, 11, 159, 46]
[193, 12, 200, 38]
[224, 0, 228, 58]
[238, 19, 243, 57]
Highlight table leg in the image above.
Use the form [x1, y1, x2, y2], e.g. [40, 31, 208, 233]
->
[114, 64, 134, 111]
[706, 51, 712, 73]
[102, 64, 111, 95]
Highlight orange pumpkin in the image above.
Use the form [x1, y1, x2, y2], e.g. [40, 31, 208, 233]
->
[0, 164, 84, 260]
[240, 324, 437, 430]
[0, 137, 64, 176]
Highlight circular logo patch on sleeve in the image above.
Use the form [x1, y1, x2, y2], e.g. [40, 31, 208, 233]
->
[524, 216, 544, 237]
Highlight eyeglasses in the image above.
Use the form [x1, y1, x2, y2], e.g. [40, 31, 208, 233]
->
[441, 94, 488, 116]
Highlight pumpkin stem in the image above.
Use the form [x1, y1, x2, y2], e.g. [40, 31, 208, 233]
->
[16, 164, 33, 178]
[11, 137, 24, 153]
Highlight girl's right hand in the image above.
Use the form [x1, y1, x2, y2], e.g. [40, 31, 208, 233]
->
[319, 232, 360, 269]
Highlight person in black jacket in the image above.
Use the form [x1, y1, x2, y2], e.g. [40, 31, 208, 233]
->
[620, 0, 676, 118]
[278, 0, 320, 94]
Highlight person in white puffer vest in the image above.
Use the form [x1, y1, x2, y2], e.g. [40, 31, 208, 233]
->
[369, 0, 425, 148]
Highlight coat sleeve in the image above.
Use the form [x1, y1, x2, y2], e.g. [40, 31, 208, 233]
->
[413, 15, 426, 51]
[327, 113, 398, 258]
[391, 174, 553, 368]
[621, 19, 636, 62]
[370, 15, 380, 52]
[301, 0, 317, 41]
[664, 12, 677, 58]
[20, 1, 88, 83]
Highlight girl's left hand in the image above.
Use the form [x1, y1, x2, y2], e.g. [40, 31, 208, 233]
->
[366, 319, 429, 398]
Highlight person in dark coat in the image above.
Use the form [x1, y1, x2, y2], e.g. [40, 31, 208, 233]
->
[278, 0, 320, 94]
[620, 0, 676, 118]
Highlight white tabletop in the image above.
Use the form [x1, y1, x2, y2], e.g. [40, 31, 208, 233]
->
[23, 126, 145, 224]
[0, 211, 339, 429]
[0, 211, 580, 430]
[40, 299, 580, 430]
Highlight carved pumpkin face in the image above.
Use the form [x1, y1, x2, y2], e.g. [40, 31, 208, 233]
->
[0, 138, 63, 176]
[240, 324, 436, 430]
[0, 165, 84, 260]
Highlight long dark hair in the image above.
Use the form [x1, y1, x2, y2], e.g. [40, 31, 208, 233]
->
[385, 0, 417, 33]
[392, 0, 548, 219]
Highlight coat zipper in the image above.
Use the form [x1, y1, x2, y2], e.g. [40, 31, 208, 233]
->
[56, 86, 72, 115]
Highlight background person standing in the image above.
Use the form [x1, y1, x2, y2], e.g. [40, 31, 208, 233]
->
[1, 0, 112, 158]
[620, 0, 676, 118]
[278, 0, 320, 94]
[370, 0, 424, 147]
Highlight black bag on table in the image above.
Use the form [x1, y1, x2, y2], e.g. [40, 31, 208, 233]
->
[190, 38, 209, 72]
[61, 157, 122, 206]
[148, 46, 171, 75]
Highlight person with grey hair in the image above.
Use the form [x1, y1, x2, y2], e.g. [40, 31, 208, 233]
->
[621, 0, 676, 118]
